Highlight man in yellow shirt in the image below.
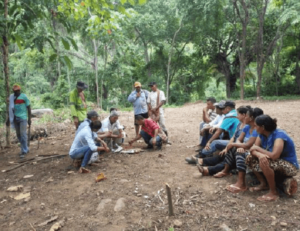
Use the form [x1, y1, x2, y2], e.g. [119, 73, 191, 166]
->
[70, 81, 88, 129]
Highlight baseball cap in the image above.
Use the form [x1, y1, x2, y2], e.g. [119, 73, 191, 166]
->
[214, 100, 226, 109]
[134, 82, 142, 88]
[148, 81, 157, 86]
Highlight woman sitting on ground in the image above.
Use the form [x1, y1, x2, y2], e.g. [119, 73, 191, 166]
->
[69, 121, 110, 173]
[246, 115, 299, 201]
[213, 107, 263, 193]
[196, 106, 250, 176]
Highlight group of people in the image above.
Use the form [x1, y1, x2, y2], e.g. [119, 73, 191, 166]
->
[186, 97, 299, 202]
[68, 80, 169, 173]
[8, 81, 298, 201]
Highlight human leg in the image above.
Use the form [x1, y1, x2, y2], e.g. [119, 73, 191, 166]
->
[159, 113, 167, 133]
[140, 130, 152, 147]
[81, 147, 94, 167]
[199, 122, 206, 144]
[149, 136, 162, 149]
[14, 117, 28, 155]
[201, 139, 220, 156]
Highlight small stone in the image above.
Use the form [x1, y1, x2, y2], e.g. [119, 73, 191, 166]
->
[137, 194, 142, 197]
[193, 173, 202, 179]
[40, 203, 45, 210]
[9, 222, 15, 226]
[120, 179, 129, 183]
[26, 207, 32, 213]
[174, 220, 183, 227]
[116, 160, 122, 164]
[280, 222, 287, 227]
[114, 198, 126, 212]
[220, 223, 232, 231]
[97, 199, 112, 211]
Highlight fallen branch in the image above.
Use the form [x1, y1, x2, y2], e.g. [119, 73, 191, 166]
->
[29, 222, 36, 231]
[2, 163, 27, 173]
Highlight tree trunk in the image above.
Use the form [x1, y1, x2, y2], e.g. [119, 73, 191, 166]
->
[144, 43, 152, 78]
[2, 0, 10, 146]
[92, 39, 99, 107]
[52, 16, 61, 79]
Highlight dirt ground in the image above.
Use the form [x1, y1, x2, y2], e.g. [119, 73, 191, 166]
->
[1, 100, 300, 231]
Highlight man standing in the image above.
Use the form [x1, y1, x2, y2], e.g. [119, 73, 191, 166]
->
[129, 115, 162, 150]
[7, 84, 31, 158]
[98, 110, 124, 151]
[127, 82, 149, 136]
[70, 81, 88, 129]
[147, 82, 168, 136]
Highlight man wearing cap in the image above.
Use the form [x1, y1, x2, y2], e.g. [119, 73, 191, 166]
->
[7, 84, 31, 158]
[70, 81, 88, 129]
[98, 109, 124, 151]
[127, 82, 149, 136]
[147, 82, 168, 136]
[76, 110, 99, 136]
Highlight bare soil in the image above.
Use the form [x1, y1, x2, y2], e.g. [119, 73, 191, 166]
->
[1, 100, 300, 231]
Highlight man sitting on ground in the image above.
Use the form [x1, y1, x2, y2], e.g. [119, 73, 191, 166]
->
[98, 109, 124, 152]
[129, 115, 162, 150]
[198, 97, 217, 147]
[69, 121, 109, 173]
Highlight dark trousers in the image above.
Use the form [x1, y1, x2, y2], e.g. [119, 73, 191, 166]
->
[202, 155, 226, 175]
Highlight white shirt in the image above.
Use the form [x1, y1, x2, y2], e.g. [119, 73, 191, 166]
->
[99, 116, 123, 132]
[147, 90, 166, 114]
[209, 114, 225, 128]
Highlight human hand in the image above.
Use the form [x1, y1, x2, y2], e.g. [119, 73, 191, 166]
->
[129, 140, 134, 146]
[250, 144, 259, 152]
[136, 92, 141, 97]
[258, 154, 269, 168]
[152, 138, 156, 146]
[204, 142, 211, 150]
[219, 148, 227, 156]
[237, 148, 245, 153]
[209, 127, 215, 134]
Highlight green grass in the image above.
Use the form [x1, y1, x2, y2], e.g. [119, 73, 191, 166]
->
[231, 95, 300, 101]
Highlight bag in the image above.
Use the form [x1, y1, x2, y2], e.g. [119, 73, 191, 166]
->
[149, 90, 160, 122]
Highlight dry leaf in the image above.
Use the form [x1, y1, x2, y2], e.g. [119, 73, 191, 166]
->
[14, 192, 30, 200]
[49, 220, 64, 231]
[95, 173, 107, 182]
[23, 175, 34, 179]
[7, 185, 23, 192]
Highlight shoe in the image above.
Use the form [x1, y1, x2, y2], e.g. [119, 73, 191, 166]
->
[113, 145, 123, 153]
[156, 145, 162, 151]
[185, 157, 196, 164]
[20, 153, 26, 159]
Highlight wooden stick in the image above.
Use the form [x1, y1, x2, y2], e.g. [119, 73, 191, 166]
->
[165, 183, 174, 216]
[29, 222, 36, 231]
[2, 163, 27, 173]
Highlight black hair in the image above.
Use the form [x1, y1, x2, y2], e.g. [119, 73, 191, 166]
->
[110, 108, 118, 113]
[207, 97, 216, 104]
[255, 115, 277, 132]
[90, 121, 102, 130]
[135, 115, 145, 121]
[237, 105, 251, 115]
[248, 107, 264, 119]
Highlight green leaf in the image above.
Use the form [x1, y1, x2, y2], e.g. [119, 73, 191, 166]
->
[128, 0, 135, 5]
[49, 54, 58, 62]
[63, 55, 73, 69]
[61, 37, 70, 50]
[14, 34, 23, 50]
[67, 37, 78, 51]
[45, 38, 57, 52]
[120, 0, 127, 4]
[138, 0, 147, 5]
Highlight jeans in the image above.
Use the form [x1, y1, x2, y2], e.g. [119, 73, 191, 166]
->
[202, 155, 226, 175]
[14, 117, 29, 154]
[69, 146, 93, 167]
[140, 130, 162, 148]
[201, 140, 229, 156]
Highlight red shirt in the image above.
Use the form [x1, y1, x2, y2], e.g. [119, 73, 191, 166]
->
[141, 119, 160, 137]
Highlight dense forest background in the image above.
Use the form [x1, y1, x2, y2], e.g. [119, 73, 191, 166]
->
[1, 0, 300, 118]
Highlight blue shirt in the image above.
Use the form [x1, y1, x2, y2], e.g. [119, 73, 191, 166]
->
[127, 90, 148, 115]
[259, 129, 299, 169]
[69, 126, 98, 155]
[242, 125, 258, 143]
[220, 110, 240, 138]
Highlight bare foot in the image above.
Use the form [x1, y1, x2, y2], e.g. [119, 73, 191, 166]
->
[79, 167, 91, 174]
[257, 192, 279, 202]
[197, 158, 203, 165]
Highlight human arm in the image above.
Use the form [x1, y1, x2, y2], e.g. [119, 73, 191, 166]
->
[129, 134, 142, 145]
[204, 128, 223, 150]
[219, 137, 235, 156]
[202, 107, 211, 123]
[250, 138, 284, 160]
[153, 100, 165, 112]
[127, 91, 138, 103]
[152, 128, 159, 145]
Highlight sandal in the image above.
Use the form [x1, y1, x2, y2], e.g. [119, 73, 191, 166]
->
[213, 171, 231, 178]
[257, 194, 279, 202]
[196, 164, 209, 176]
[226, 184, 247, 193]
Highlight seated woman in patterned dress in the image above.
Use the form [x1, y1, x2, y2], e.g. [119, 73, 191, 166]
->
[246, 115, 299, 202]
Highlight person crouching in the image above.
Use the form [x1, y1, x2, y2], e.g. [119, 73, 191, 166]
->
[69, 121, 109, 173]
